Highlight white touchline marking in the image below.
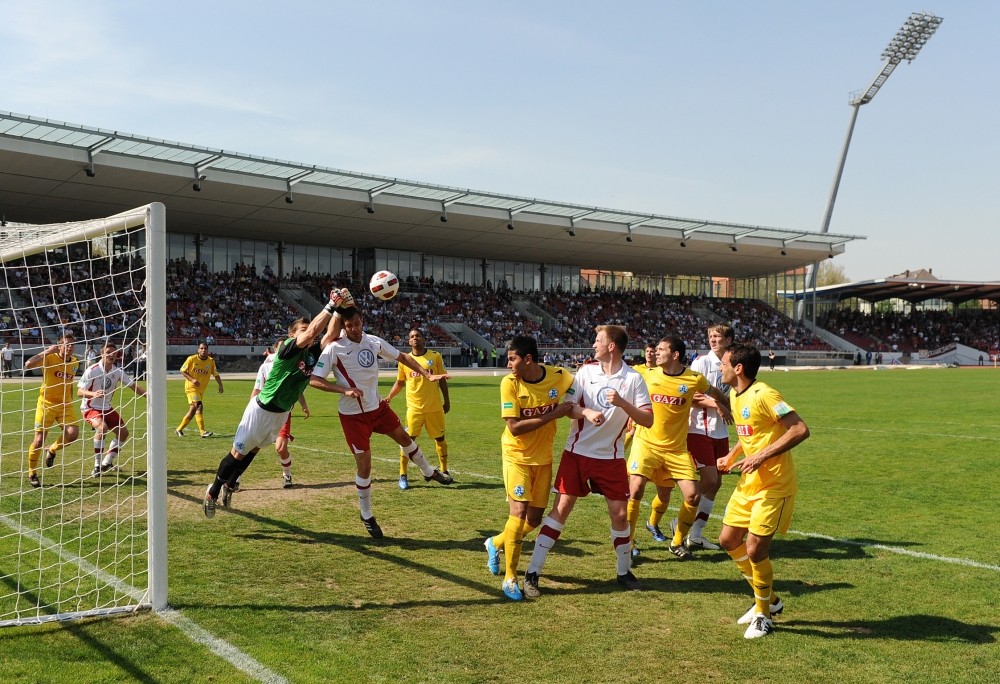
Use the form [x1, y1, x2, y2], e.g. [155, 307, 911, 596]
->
[786, 530, 1000, 572]
[291, 445, 1000, 573]
[0, 512, 288, 684]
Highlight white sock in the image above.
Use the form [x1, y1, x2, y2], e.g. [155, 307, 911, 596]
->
[404, 443, 434, 478]
[356, 475, 373, 518]
[527, 516, 563, 575]
[689, 496, 715, 539]
[612, 526, 631, 575]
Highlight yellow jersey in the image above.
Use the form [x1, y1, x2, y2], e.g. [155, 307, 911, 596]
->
[635, 366, 708, 453]
[37, 353, 80, 406]
[500, 365, 574, 466]
[396, 350, 446, 412]
[180, 354, 218, 395]
[731, 380, 798, 498]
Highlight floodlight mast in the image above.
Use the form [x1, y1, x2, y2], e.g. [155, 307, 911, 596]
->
[799, 12, 943, 323]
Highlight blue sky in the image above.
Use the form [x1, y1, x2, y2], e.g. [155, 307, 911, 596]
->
[2, 1, 996, 282]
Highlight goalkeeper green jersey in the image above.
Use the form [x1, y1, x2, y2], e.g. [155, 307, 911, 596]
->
[257, 338, 321, 412]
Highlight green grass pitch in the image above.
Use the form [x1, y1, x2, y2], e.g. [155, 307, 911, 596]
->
[1, 367, 998, 683]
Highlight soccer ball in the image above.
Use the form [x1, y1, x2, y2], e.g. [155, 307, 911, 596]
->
[369, 270, 399, 301]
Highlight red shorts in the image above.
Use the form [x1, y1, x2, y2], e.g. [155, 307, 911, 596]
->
[278, 415, 293, 440]
[553, 450, 630, 501]
[687, 433, 730, 469]
[84, 408, 124, 430]
[338, 401, 401, 454]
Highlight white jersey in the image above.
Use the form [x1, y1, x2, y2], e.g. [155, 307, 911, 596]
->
[78, 362, 133, 413]
[253, 353, 276, 393]
[688, 350, 731, 439]
[312, 332, 400, 415]
[564, 361, 651, 460]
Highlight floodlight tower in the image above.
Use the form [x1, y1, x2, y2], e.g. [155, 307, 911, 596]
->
[800, 12, 943, 321]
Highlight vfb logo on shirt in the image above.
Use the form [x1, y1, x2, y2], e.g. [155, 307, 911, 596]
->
[358, 349, 376, 368]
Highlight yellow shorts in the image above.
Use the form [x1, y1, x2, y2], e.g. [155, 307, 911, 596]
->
[34, 401, 81, 431]
[722, 489, 796, 538]
[503, 459, 553, 509]
[405, 408, 445, 440]
[628, 439, 698, 484]
[185, 390, 207, 406]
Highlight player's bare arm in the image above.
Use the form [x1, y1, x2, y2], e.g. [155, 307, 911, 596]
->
[385, 378, 405, 403]
[504, 401, 573, 436]
[308, 375, 362, 398]
[24, 345, 59, 370]
[607, 389, 654, 428]
[718, 442, 744, 472]
[732, 413, 810, 474]
[440, 379, 450, 414]
[398, 351, 449, 382]
[567, 404, 605, 426]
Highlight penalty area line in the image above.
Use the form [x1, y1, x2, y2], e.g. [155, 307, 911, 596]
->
[0, 512, 288, 684]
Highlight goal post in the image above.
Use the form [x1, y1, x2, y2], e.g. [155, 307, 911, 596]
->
[0, 202, 167, 626]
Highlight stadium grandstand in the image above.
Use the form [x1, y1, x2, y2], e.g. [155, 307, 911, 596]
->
[2, 110, 997, 369]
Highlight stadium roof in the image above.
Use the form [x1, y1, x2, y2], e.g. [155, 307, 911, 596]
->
[779, 269, 1000, 305]
[0, 111, 864, 279]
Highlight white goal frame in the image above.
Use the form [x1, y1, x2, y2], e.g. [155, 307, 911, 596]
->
[0, 202, 167, 625]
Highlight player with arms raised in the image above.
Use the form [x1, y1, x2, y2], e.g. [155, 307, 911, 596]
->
[310, 304, 452, 539]
[251, 336, 310, 488]
[23, 334, 80, 488]
[717, 343, 810, 639]
[202, 289, 350, 516]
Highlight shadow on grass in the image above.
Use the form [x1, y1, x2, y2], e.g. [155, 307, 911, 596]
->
[0, 575, 160, 682]
[784, 615, 998, 643]
[775, 536, 877, 561]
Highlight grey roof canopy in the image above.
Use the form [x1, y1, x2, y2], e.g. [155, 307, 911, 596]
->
[0, 111, 863, 279]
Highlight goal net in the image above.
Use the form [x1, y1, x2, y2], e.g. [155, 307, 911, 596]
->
[0, 203, 167, 627]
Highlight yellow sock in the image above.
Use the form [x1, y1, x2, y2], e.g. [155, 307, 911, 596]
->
[49, 438, 63, 453]
[502, 515, 526, 581]
[177, 417, 191, 431]
[672, 500, 698, 545]
[27, 444, 41, 475]
[195, 414, 206, 433]
[435, 440, 448, 473]
[492, 522, 536, 553]
[750, 556, 774, 616]
[649, 494, 668, 527]
[399, 450, 408, 477]
[626, 498, 642, 543]
[727, 542, 755, 591]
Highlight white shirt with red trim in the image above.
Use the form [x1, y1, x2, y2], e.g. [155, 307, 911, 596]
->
[313, 332, 400, 415]
[688, 350, 731, 439]
[78, 362, 133, 413]
[563, 360, 651, 460]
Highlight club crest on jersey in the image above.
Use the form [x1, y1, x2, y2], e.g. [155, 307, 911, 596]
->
[595, 386, 615, 409]
[678, 384, 689, 394]
[513, 484, 525, 497]
[548, 388, 558, 399]
[741, 406, 751, 419]
[358, 349, 376, 368]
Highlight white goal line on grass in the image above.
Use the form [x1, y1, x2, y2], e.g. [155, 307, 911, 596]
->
[294, 444, 1000, 574]
[0, 512, 288, 684]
